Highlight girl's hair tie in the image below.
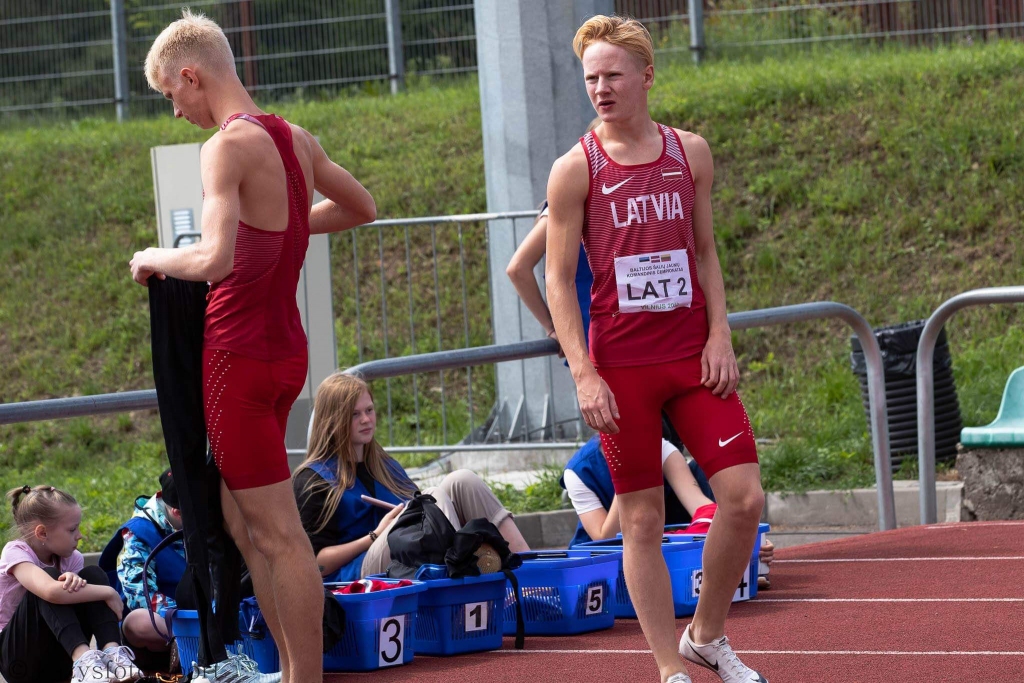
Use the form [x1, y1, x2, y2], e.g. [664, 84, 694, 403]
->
[21, 485, 31, 495]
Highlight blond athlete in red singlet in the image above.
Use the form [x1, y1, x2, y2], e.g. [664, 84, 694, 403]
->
[129, 10, 376, 683]
[547, 16, 767, 683]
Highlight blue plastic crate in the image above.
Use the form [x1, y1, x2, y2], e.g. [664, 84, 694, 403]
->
[502, 551, 617, 636]
[576, 538, 705, 618]
[661, 522, 770, 601]
[170, 610, 245, 677]
[371, 572, 506, 656]
[323, 580, 426, 671]
[238, 596, 281, 674]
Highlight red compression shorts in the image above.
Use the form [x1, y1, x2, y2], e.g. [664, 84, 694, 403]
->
[203, 348, 307, 490]
[597, 354, 759, 494]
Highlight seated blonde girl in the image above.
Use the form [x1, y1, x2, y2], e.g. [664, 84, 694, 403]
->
[293, 374, 530, 581]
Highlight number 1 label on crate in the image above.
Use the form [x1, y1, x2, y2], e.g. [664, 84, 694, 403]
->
[378, 616, 404, 668]
[585, 585, 604, 616]
[465, 601, 488, 632]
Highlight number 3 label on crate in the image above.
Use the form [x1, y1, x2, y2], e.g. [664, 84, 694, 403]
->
[691, 568, 753, 602]
[465, 601, 488, 632]
[585, 585, 604, 616]
[378, 616, 404, 668]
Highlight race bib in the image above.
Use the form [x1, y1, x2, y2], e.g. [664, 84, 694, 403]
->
[614, 249, 692, 314]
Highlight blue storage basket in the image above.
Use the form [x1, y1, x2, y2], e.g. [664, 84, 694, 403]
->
[661, 522, 770, 601]
[577, 538, 705, 618]
[371, 572, 506, 656]
[170, 610, 246, 677]
[502, 550, 617, 636]
[323, 580, 426, 672]
[238, 596, 281, 673]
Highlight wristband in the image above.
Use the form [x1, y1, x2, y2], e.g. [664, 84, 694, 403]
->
[369, 531, 378, 542]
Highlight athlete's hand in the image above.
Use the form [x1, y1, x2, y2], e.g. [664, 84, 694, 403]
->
[373, 502, 406, 539]
[702, 329, 739, 398]
[130, 249, 166, 286]
[577, 370, 620, 434]
[546, 329, 565, 358]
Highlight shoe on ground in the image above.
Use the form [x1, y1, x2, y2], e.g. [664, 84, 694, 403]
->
[758, 575, 771, 590]
[103, 645, 144, 681]
[191, 653, 282, 683]
[666, 673, 693, 683]
[679, 624, 768, 682]
[72, 649, 114, 682]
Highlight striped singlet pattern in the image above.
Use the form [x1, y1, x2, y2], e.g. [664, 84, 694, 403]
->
[580, 123, 709, 368]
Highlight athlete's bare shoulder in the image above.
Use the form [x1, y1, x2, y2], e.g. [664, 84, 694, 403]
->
[673, 128, 713, 186]
[549, 141, 589, 199]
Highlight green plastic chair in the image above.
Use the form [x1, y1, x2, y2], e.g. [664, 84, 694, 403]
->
[961, 367, 1024, 447]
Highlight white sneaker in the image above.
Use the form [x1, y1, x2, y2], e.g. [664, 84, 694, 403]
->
[71, 649, 113, 682]
[102, 645, 143, 682]
[666, 673, 693, 683]
[679, 624, 768, 682]
[193, 653, 282, 683]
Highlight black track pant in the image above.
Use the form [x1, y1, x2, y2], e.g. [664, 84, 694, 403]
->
[147, 276, 241, 666]
[0, 566, 120, 683]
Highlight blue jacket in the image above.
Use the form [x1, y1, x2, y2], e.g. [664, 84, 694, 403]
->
[560, 436, 715, 547]
[303, 458, 414, 582]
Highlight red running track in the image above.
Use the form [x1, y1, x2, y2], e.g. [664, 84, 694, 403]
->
[325, 522, 1024, 682]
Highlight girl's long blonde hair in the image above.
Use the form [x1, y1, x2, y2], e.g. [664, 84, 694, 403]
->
[296, 373, 417, 534]
[5, 485, 78, 542]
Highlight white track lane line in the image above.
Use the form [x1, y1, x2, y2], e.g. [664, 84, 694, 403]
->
[775, 556, 1024, 563]
[753, 598, 1024, 602]
[498, 649, 1024, 656]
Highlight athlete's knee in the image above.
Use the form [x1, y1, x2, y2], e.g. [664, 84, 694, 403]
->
[619, 504, 665, 544]
[247, 515, 314, 560]
[717, 480, 764, 521]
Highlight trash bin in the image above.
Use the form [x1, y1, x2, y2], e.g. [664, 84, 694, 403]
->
[850, 320, 962, 472]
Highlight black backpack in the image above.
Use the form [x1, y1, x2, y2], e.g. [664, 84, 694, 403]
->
[385, 493, 457, 580]
[445, 519, 526, 649]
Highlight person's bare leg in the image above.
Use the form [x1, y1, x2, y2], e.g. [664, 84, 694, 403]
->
[497, 517, 530, 553]
[226, 480, 323, 683]
[619, 486, 688, 682]
[221, 481, 291, 681]
[122, 610, 171, 652]
[690, 463, 764, 644]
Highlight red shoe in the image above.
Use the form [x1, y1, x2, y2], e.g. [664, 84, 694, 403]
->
[684, 503, 718, 535]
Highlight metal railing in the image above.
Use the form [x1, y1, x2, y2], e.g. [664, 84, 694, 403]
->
[5, 1, 1024, 119]
[916, 286, 1024, 524]
[0, 300, 897, 530]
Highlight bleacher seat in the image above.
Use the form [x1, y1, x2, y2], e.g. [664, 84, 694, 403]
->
[961, 367, 1024, 447]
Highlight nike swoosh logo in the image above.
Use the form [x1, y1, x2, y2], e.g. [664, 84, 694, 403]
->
[691, 646, 719, 672]
[601, 177, 633, 195]
[719, 432, 743, 447]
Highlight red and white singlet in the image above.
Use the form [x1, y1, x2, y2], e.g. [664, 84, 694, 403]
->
[580, 123, 708, 368]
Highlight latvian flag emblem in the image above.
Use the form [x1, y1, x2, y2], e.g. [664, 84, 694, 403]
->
[650, 254, 673, 263]
[662, 167, 684, 179]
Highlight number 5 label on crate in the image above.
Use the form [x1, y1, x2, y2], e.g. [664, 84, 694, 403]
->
[465, 601, 488, 632]
[378, 616, 404, 668]
[585, 585, 604, 616]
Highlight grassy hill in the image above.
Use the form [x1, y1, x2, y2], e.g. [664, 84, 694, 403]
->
[2, 43, 1023, 548]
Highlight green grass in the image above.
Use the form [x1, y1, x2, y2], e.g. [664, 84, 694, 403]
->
[490, 466, 569, 515]
[3, 43, 1024, 547]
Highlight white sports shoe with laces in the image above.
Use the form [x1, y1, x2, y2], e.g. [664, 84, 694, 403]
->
[71, 649, 112, 682]
[666, 673, 693, 683]
[679, 624, 768, 683]
[102, 645, 143, 681]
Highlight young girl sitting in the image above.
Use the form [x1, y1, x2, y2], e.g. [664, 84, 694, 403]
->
[0, 485, 141, 683]
[294, 373, 530, 581]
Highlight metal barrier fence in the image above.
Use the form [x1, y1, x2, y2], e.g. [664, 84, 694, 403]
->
[4, 0, 1023, 118]
[0, 300, 898, 531]
[916, 286, 1024, 524]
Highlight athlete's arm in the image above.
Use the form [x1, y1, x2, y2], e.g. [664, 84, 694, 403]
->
[130, 133, 242, 285]
[315, 538, 373, 578]
[507, 212, 557, 337]
[663, 447, 715, 517]
[681, 130, 739, 398]
[546, 147, 619, 433]
[577, 497, 622, 543]
[306, 133, 377, 234]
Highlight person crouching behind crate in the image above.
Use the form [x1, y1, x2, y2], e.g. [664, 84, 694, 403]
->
[293, 373, 531, 582]
[98, 468, 185, 675]
[561, 435, 774, 587]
